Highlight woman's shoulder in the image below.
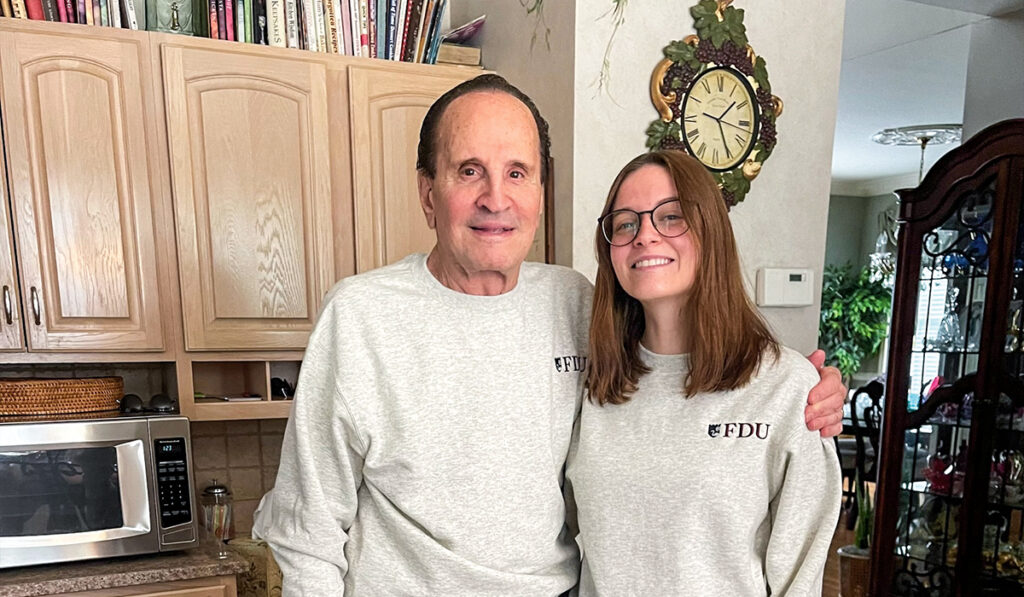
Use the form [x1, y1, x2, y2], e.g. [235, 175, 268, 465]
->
[741, 346, 820, 434]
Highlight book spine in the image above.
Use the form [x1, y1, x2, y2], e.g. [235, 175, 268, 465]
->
[122, 0, 138, 28]
[358, 0, 368, 55]
[345, 0, 357, 55]
[109, 0, 119, 27]
[266, 0, 285, 46]
[299, 0, 315, 49]
[40, 0, 57, 20]
[384, 0, 395, 59]
[401, 0, 422, 62]
[242, 0, 251, 41]
[55, 0, 66, 21]
[338, 0, 352, 54]
[284, 0, 297, 47]
[11, 0, 28, 19]
[365, 0, 374, 57]
[25, 0, 43, 19]
[375, 0, 385, 57]
[426, 0, 445, 63]
[398, 0, 414, 61]
[233, 0, 241, 40]
[215, 0, 225, 37]
[97, 0, 107, 25]
[394, 0, 406, 59]
[64, 0, 76, 21]
[252, 0, 266, 43]
[224, 0, 234, 39]
[414, 0, 432, 62]
[323, 0, 338, 52]
[0, 0, 10, 17]
[312, 0, 324, 51]
[83, 0, 93, 23]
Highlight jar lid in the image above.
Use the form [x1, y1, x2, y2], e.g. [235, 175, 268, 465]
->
[203, 479, 231, 496]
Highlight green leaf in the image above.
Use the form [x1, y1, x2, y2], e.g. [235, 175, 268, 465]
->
[753, 56, 770, 92]
[664, 40, 696, 63]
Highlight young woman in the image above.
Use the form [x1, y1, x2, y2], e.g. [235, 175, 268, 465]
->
[567, 150, 841, 596]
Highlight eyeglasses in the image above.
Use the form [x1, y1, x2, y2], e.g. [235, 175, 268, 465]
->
[598, 198, 689, 246]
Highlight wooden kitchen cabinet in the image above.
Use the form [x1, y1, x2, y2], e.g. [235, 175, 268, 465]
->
[0, 121, 24, 351]
[39, 574, 237, 596]
[162, 43, 335, 352]
[0, 24, 167, 352]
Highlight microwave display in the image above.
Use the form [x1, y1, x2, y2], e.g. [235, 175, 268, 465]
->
[0, 447, 124, 537]
[154, 438, 192, 529]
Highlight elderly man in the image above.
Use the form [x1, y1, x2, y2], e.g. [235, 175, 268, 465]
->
[253, 74, 845, 596]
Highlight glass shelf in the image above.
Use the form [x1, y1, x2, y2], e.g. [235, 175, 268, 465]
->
[902, 481, 964, 502]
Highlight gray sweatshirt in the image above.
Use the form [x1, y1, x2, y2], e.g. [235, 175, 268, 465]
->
[253, 253, 592, 596]
[567, 345, 841, 596]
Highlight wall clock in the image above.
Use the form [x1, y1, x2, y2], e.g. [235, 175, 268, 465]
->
[646, 0, 782, 208]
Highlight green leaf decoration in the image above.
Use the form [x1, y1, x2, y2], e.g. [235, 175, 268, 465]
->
[664, 40, 696, 63]
[753, 56, 770, 92]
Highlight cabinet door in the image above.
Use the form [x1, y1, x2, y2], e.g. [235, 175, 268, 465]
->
[0, 121, 25, 352]
[0, 27, 165, 351]
[348, 65, 477, 271]
[162, 45, 333, 351]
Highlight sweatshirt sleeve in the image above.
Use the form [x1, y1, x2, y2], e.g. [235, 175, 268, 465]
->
[764, 425, 842, 596]
[252, 298, 366, 596]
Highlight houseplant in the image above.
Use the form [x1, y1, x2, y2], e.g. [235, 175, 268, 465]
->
[819, 263, 893, 383]
[838, 477, 874, 597]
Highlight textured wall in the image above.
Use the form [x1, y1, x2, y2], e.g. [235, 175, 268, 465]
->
[571, 0, 846, 353]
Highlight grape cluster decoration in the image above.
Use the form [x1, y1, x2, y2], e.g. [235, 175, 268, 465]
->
[646, 0, 780, 209]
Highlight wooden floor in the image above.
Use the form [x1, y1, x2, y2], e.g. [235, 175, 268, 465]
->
[823, 511, 856, 597]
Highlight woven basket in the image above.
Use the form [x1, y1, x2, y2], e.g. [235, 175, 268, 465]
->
[0, 377, 123, 416]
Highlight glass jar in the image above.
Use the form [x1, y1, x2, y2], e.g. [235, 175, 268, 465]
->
[201, 480, 232, 558]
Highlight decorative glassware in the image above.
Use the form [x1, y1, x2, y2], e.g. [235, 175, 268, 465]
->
[934, 287, 963, 351]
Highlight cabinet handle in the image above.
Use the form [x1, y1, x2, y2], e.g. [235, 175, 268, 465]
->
[30, 286, 40, 326]
[2, 285, 10, 325]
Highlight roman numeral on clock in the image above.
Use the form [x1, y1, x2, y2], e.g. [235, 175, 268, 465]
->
[735, 134, 747, 145]
[697, 143, 707, 158]
[739, 120, 750, 128]
[737, 100, 748, 109]
[701, 79, 711, 94]
[683, 115, 696, 123]
[687, 128, 700, 139]
[717, 75, 724, 92]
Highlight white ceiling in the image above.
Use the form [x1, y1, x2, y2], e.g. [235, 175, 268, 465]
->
[828, 0, 1021, 195]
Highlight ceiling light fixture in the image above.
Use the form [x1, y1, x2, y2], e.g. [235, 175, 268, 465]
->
[871, 124, 963, 183]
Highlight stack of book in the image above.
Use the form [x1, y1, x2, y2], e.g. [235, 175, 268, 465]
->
[0, 0, 454, 64]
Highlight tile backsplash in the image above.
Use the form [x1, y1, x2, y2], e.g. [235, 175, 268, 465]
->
[190, 419, 286, 537]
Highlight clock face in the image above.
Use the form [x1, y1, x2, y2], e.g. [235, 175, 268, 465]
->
[681, 66, 761, 172]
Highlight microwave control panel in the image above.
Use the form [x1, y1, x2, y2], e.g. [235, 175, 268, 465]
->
[155, 438, 192, 528]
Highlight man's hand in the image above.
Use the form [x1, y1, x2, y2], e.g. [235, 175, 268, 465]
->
[805, 349, 846, 438]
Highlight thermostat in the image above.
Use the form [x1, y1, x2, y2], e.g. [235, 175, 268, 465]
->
[756, 268, 814, 307]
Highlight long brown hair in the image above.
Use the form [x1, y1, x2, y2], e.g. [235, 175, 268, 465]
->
[586, 150, 779, 405]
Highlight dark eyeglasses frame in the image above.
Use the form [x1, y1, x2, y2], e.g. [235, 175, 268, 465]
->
[598, 198, 688, 247]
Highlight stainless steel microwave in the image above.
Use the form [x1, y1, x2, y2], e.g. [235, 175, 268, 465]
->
[0, 415, 198, 568]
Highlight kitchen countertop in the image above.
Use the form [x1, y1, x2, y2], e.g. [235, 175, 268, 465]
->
[0, 549, 249, 597]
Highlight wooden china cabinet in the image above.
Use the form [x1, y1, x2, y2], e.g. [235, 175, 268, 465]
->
[871, 119, 1024, 595]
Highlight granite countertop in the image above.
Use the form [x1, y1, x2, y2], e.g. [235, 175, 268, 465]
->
[0, 549, 249, 597]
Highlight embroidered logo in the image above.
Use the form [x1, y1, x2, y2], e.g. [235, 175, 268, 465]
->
[554, 355, 587, 373]
[707, 422, 770, 439]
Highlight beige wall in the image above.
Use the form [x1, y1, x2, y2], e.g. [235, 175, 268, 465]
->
[571, 0, 846, 353]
